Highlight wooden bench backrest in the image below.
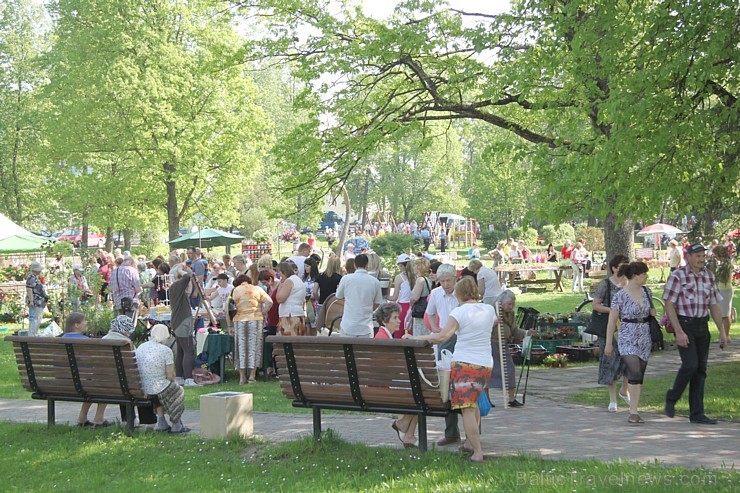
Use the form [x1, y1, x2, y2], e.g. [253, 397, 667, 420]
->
[268, 336, 447, 412]
[5, 336, 147, 400]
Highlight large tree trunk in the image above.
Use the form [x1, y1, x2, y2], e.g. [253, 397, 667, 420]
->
[123, 227, 133, 251]
[603, 212, 634, 262]
[105, 226, 113, 251]
[336, 186, 351, 256]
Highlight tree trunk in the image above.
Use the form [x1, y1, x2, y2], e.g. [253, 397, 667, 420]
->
[360, 169, 370, 232]
[105, 226, 113, 251]
[336, 186, 351, 257]
[123, 227, 132, 251]
[603, 213, 634, 261]
[164, 165, 180, 241]
[81, 212, 89, 251]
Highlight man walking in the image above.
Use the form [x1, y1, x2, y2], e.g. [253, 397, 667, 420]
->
[663, 244, 727, 425]
[426, 263, 462, 445]
[335, 253, 383, 337]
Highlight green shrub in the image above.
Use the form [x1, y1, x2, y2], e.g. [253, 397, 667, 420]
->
[575, 225, 605, 251]
[541, 223, 575, 246]
[479, 230, 508, 251]
[508, 226, 539, 246]
[51, 240, 74, 257]
[370, 233, 414, 260]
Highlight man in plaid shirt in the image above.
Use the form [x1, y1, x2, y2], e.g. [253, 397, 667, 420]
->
[663, 244, 727, 425]
[109, 256, 142, 317]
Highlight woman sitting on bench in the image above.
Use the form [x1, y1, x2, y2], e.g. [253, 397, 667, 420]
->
[375, 302, 418, 448]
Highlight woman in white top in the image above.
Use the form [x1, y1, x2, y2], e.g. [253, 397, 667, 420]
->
[408, 257, 432, 336]
[571, 241, 587, 293]
[387, 254, 414, 336]
[405, 276, 495, 463]
[467, 260, 502, 305]
[276, 262, 307, 336]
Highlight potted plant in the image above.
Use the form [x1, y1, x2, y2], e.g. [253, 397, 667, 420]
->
[543, 353, 569, 368]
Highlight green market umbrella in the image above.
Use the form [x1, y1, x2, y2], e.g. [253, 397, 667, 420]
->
[168, 227, 244, 249]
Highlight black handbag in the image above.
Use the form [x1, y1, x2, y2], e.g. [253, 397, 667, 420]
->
[411, 278, 431, 318]
[584, 279, 611, 337]
[228, 296, 237, 320]
[645, 287, 664, 350]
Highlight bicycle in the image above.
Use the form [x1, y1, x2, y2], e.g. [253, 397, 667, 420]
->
[576, 291, 665, 321]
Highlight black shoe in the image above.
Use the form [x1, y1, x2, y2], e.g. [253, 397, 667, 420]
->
[508, 400, 524, 408]
[664, 399, 676, 418]
[689, 415, 717, 425]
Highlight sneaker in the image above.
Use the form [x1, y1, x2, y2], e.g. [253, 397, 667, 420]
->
[608, 402, 617, 413]
[184, 378, 201, 387]
[175, 377, 185, 386]
[689, 415, 717, 425]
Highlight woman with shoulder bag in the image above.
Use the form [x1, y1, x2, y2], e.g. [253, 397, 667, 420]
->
[408, 257, 432, 336]
[590, 255, 630, 412]
[604, 261, 656, 424]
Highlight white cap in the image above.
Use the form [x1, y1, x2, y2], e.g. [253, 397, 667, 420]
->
[396, 254, 411, 264]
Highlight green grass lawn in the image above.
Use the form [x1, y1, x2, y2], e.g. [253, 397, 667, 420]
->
[1, 423, 737, 492]
[568, 360, 740, 421]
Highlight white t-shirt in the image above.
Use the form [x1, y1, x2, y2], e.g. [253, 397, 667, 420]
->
[288, 255, 307, 277]
[449, 303, 495, 367]
[135, 340, 174, 395]
[211, 284, 234, 310]
[477, 266, 502, 300]
[425, 286, 459, 327]
[335, 269, 383, 336]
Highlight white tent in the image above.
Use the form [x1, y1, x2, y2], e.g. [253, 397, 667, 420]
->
[0, 213, 54, 253]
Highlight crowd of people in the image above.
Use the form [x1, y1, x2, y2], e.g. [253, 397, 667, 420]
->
[19, 230, 736, 450]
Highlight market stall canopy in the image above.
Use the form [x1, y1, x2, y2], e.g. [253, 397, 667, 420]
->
[0, 213, 55, 253]
[168, 227, 244, 248]
[636, 223, 683, 236]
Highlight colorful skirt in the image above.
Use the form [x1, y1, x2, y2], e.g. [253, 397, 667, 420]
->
[449, 361, 492, 410]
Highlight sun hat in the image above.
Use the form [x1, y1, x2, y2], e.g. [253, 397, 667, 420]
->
[30, 261, 44, 273]
[150, 324, 170, 343]
[72, 264, 83, 272]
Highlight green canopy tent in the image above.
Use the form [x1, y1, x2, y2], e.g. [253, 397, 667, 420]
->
[0, 213, 55, 253]
[168, 227, 244, 249]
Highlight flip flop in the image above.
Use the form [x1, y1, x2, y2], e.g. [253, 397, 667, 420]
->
[77, 420, 93, 427]
[458, 445, 475, 455]
[92, 420, 112, 429]
[403, 441, 418, 449]
[628, 414, 645, 424]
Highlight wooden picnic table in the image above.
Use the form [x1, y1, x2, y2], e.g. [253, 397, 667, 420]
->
[495, 264, 569, 292]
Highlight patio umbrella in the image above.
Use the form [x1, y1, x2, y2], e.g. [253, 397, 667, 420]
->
[168, 227, 244, 249]
[344, 237, 370, 252]
[636, 223, 683, 236]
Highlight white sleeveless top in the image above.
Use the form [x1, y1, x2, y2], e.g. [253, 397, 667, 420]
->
[279, 274, 306, 317]
[397, 274, 412, 303]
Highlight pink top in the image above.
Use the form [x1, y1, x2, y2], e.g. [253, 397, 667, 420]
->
[374, 326, 392, 339]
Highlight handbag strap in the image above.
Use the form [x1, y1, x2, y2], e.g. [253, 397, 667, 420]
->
[418, 367, 439, 388]
[644, 286, 654, 309]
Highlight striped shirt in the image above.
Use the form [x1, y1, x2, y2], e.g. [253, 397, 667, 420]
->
[109, 266, 142, 309]
[662, 265, 719, 318]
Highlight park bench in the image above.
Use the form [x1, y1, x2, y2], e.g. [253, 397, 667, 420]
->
[266, 335, 452, 451]
[5, 336, 154, 434]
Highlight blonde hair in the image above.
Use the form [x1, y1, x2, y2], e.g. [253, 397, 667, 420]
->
[257, 254, 273, 270]
[414, 257, 430, 277]
[403, 258, 416, 288]
[365, 252, 381, 273]
[468, 259, 483, 271]
[324, 253, 341, 277]
[454, 276, 479, 302]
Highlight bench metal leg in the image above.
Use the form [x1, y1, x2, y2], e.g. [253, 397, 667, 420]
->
[418, 414, 427, 452]
[47, 399, 55, 428]
[312, 408, 322, 439]
[125, 403, 135, 436]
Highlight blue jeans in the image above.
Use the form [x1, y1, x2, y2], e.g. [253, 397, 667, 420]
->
[28, 305, 44, 336]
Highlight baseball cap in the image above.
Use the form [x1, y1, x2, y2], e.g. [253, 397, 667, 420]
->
[686, 243, 708, 254]
[396, 254, 411, 264]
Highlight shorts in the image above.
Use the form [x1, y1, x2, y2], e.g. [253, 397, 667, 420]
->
[449, 361, 492, 410]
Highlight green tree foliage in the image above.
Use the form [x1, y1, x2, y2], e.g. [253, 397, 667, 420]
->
[243, 0, 738, 260]
[370, 233, 415, 260]
[43, 0, 270, 240]
[541, 223, 576, 247]
[575, 225, 605, 252]
[0, 0, 50, 226]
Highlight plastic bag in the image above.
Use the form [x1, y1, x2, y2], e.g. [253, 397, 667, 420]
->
[438, 349, 453, 370]
[521, 335, 532, 361]
[478, 391, 492, 416]
[38, 321, 62, 337]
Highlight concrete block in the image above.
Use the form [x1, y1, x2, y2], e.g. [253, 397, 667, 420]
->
[200, 392, 253, 439]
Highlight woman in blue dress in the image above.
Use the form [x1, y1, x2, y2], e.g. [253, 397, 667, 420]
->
[604, 261, 656, 424]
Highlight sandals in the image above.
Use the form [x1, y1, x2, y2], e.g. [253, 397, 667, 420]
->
[77, 420, 93, 427]
[391, 421, 406, 444]
[91, 420, 112, 429]
[628, 414, 645, 424]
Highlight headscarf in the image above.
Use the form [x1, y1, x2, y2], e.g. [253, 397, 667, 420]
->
[109, 315, 135, 337]
[150, 324, 170, 343]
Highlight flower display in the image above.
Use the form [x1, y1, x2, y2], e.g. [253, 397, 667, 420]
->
[281, 228, 300, 242]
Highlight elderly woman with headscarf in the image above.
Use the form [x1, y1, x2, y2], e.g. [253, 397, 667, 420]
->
[135, 324, 189, 433]
[487, 290, 534, 408]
